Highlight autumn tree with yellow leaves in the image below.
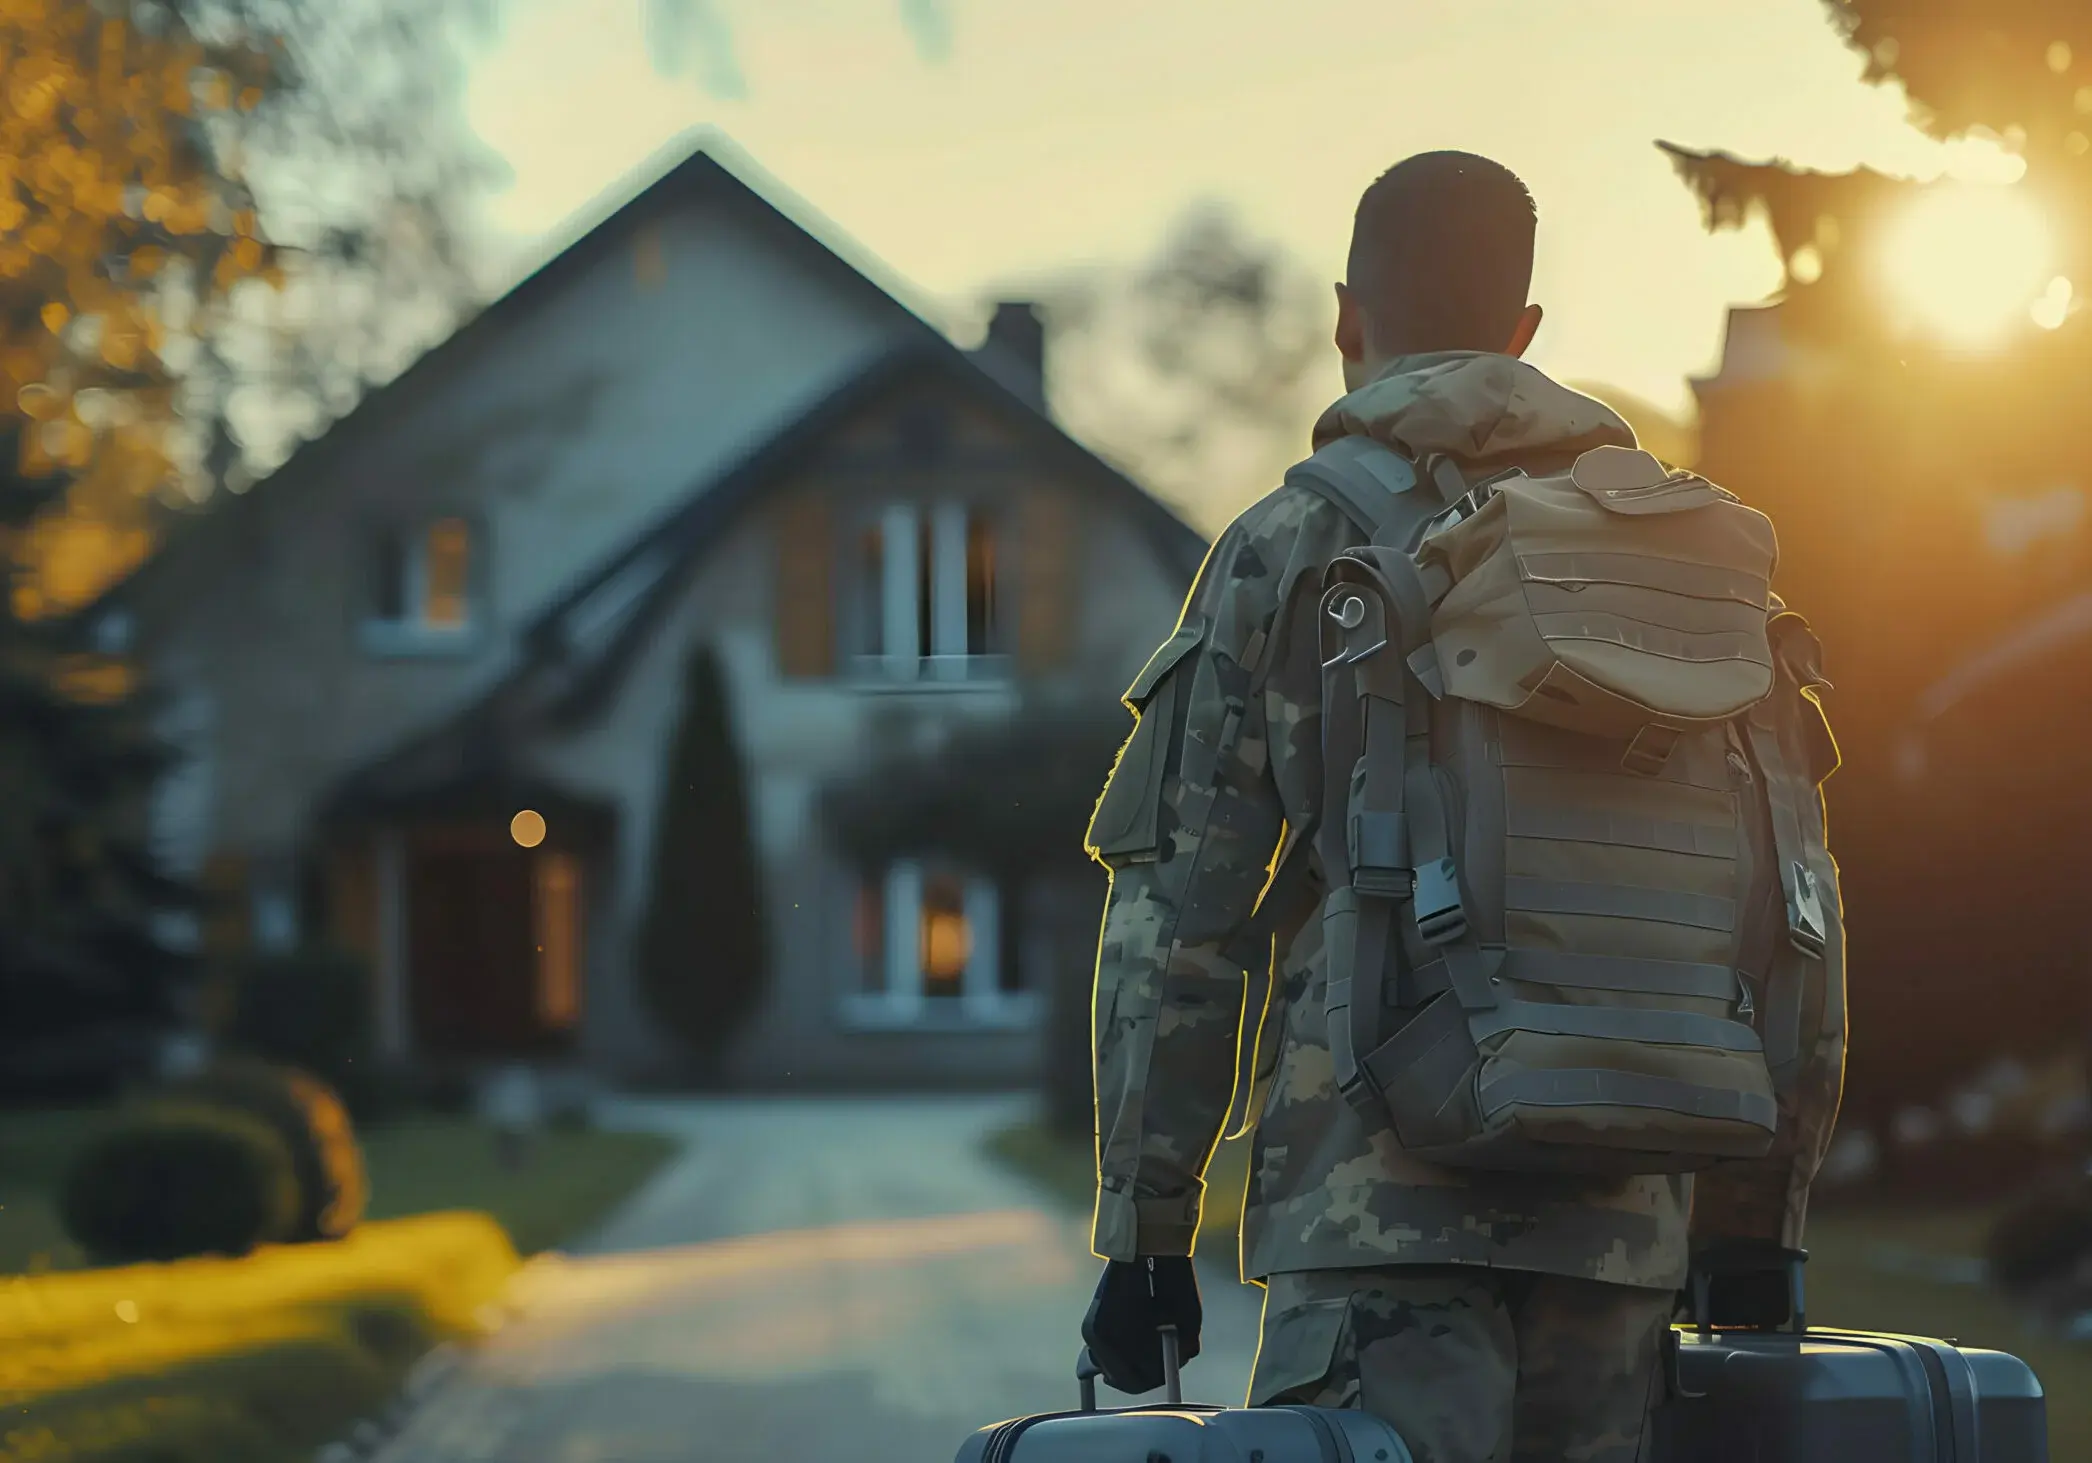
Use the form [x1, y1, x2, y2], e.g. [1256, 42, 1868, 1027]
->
[0, 2, 285, 614]
[0, 0, 497, 1095]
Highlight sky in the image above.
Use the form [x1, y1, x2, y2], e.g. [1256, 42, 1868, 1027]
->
[461, 0, 2005, 422]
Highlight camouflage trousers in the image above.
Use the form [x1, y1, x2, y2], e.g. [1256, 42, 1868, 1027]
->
[1248, 1266, 1674, 1463]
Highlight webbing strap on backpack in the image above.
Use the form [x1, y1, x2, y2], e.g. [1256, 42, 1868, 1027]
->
[1285, 436, 1478, 1128]
[1288, 435, 1424, 540]
[1743, 713, 1831, 1084]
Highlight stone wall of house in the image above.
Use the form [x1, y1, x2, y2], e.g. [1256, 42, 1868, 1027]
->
[132, 186, 915, 864]
[526, 411, 1189, 1089]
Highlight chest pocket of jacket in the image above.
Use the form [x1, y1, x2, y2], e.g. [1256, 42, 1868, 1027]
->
[1086, 620, 1206, 866]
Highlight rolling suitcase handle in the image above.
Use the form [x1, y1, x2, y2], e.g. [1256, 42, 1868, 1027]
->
[1075, 1325, 1184, 1411]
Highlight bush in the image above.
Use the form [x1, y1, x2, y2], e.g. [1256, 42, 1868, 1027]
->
[1986, 1168, 2092, 1294]
[167, 1058, 369, 1242]
[59, 1103, 299, 1264]
[218, 945, 375, 1112]
[5, 1212, 521, 1463]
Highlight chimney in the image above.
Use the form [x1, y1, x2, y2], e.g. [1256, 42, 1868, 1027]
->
[976, 300, 1047, 409]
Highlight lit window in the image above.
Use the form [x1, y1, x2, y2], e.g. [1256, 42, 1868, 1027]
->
[844, 860, 1031, 1028]
[532, 852, 582, 1030]
[967, 516, 997, 656]
[369, 517, 476, 638]
[920, 872, 970, 999]
[423, 518, 471, 628]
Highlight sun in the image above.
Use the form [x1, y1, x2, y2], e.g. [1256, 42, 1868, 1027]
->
[1878, 183, 2056, 348]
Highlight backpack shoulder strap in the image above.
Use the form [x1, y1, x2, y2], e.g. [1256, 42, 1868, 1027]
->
[1285, 436, 1429, 542]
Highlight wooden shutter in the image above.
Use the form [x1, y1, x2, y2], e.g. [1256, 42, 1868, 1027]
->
[774, 489, 836, 678]
[1015, 485, 1075, 674]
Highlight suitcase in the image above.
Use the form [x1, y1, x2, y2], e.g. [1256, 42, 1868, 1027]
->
[1652, 1249, 2051, 1462]
[952, 1326, 1415, 1463]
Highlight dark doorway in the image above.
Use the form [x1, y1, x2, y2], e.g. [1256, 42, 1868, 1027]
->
[406, 824, 585, 1058]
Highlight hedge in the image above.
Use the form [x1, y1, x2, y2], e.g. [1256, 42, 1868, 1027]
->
[58, 1105, 300, 1266]
[0, 1211, 519, 1463]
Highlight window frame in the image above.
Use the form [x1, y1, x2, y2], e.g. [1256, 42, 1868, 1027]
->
[359, 511, 490, 658]
[839, 857, 1039, 1031]
[839, 498, 1012, 689]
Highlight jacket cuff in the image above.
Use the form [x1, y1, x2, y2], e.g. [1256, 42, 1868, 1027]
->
[1092, 1184, 1202, 1261]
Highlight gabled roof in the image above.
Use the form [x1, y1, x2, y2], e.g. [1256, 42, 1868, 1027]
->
[328, 336, 1207, 814]
[97, 129, 958, 616]
[207, 133, 1208, 814]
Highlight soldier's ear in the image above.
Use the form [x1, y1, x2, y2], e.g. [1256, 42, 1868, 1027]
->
[1334, 283, 1366, 363]
[1504, 303, 1543, 359]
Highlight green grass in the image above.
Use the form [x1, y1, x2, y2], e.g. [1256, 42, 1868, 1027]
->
[0, 1102, 677, 1463]
[356, 1117, 677, 1256]
[0, 1110, 678, 1274]
[985, 1122, 2091, 1457]
[0, 1212, 518, 1463]
[0, 1107, 103, 1274]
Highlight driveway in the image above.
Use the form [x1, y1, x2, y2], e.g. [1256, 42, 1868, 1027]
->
[371, 1096, 1265, 1463]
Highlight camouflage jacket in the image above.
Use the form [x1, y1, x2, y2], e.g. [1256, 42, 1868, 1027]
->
[1087, 351, 1697, 1289]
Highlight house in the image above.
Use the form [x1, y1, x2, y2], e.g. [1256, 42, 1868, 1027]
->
[1669, 146, 2092, 1119]
[98, 132, 1207, 1091]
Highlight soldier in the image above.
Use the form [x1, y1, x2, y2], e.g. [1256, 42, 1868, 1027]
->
[1079, 152, 1833, 1463]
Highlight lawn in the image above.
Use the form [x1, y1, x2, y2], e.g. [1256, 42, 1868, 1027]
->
[0, 1109, 677, 1463]
[986, 1121, 2092, 1459]
[0, 1211, 519, 1463]
[0, 1109, 678, 1274]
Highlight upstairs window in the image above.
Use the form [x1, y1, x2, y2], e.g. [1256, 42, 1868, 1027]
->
[852, 502, 1004, 682]
[365, 516, 481, 655]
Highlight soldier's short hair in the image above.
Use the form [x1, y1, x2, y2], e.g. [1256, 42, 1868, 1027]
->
[1347, 151, 1537, 355]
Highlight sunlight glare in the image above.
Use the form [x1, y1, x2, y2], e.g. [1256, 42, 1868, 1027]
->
[1879, 184, 2054, 347]
[2032, 276, 2075, 331]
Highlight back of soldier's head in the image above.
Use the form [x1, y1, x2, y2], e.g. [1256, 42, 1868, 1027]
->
[1347, 151, 1537, 356]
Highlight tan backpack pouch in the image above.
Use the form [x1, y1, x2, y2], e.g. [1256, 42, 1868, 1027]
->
[1422, 446, 1778, 737]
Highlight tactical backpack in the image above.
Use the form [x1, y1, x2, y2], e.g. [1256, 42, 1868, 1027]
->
[1273, 435, 1844, 1176]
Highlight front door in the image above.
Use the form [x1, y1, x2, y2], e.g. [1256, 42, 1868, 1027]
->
[406, 825, 584, 1057]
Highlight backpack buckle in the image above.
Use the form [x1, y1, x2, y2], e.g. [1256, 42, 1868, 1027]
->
[1413, 858, 1469, 944]
[1349, 810, 1411, 900]
[1788, 863, 1827, 958]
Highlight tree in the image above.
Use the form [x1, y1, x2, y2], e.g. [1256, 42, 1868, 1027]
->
[0, 0, 501, 615]
[636, 642, 767, 1075]
[1019, 203, 1340, 536]
[1658, 0, 2092, 1137]
[0, 427, 194, 1098]
[0, 1, 281, 614]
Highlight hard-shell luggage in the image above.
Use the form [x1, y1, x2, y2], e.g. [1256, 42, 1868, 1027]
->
[1652, 1250, 2050, 1462]
[953, 1329, 1414, 1463]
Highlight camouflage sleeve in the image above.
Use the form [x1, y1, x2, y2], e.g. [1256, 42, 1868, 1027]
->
[1085, 487, 1356, 1261]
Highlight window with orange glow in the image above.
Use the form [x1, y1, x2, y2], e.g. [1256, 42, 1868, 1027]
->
[966, 515, 998, 655]
[920, 872, 969, 999]
[367, 516, 477, 642]
[422, 518, 472, 628]
[533, 851, 583, 1030]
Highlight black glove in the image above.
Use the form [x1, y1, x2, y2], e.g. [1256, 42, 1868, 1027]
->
[1081, 1256, 1203, 1396]
[1689, 1239, 1807, 1330]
